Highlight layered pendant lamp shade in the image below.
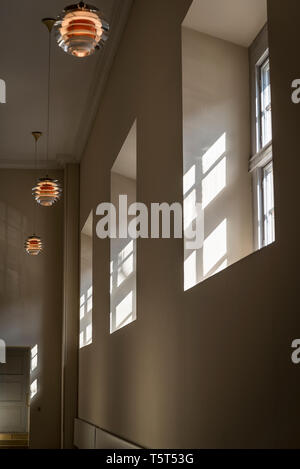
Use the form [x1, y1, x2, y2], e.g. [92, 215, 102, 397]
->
[25, 235, 43, 256]
[32, 18, 62, 208]
[54, 2, 109, 58]
[25, 132, 44, 256]
[33, 177, 62, 207]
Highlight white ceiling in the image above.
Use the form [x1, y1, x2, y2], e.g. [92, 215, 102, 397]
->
[112, 120, 137, 181]
[183, 0, 267, 47]
[0, 0, 132, 169]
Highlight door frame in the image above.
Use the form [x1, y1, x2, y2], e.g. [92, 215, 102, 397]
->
[0, 346, 31, 435]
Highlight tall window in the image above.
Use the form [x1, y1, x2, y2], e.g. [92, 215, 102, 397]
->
[258, 57, 272, 150]
[262, 162, 275, 245]
[250, 29, 275, 249]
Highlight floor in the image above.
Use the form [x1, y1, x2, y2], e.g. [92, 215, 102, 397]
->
[0, 433, 29, 449]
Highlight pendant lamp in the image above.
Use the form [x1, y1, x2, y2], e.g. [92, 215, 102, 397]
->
[25, 132, 44, 256]
[25, 235, 43, 256]
[32, 18, 62, 207]
[54, 2, 109, 58]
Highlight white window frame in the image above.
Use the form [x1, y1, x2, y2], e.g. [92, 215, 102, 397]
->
[256, 52, 272, 152]
[262, 161, 275, 246]
[249, 37, 275, 250]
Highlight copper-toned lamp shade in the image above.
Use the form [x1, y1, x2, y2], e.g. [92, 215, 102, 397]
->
[32, 177, 62, 207]
[25, 235, 43, 256]
[55, 2, 109, 58]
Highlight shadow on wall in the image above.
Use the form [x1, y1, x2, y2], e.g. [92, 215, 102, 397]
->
[0, 201, 27, 299]
[184, 133, 228, 290]
[110, 121, 137, 334]
[80, 211, 93, 349]
[110, 239, 136, 332]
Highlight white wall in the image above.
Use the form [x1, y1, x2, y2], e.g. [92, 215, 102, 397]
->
[78, 0, 300, 448]
[182, 27, 254, 288]
[110, 173, 136, 333]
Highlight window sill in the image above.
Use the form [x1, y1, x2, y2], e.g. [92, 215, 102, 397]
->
[249, 141, 272, 173]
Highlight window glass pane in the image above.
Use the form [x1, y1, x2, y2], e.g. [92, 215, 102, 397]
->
[263, 162, 275, 246]
[261, 58, 272, 147]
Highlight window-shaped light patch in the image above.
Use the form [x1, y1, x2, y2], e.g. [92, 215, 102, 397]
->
[80, 211, 93, 349]
[117, 241, 134, 287]
[79, 286, 93, 348]
[115, 291, 133, 330]
[184, 251, 197, 291]
[31, 344, 38, 372]
[110, 260, 114, 294]
[86, 323, 92, 344]
[30, 379, 38, 399]
[214, 258, 228, 275]
[183, 165, 196, 196]
[184, 189, 197, 231]
[110, 120, 137, 334]
[80, 331, 84, 349]
[87, 287, 93, 313]
[203, 219, 227, 276]
[0, 79, 6, 104]
[80, 294, 85, 320]
[202, 133, 226, 175]
[202, 157, 226, 209]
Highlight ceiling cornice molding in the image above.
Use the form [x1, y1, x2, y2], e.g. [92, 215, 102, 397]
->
[72, 0, 134, 162]
[0, 159, 65, 170]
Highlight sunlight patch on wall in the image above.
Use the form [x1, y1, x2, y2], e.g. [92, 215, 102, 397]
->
[182, 6, 257, 290]
[183, 134, 228, 290]
[110, 121, 137, 334]
[30, 379, 38, 400]
[80, 211, 93, 349]
[0, 79, 6, 104]
[183, 165, 196, 195]
[30, 345, 38, 400]
[202, 133, 226, 174]
[31, 344, 38, 372]
[184, 188, 197, 231]
[203, 219, 227, 276]
[115, 291, 134, 330]
[184, 251, 197, 291]
[202, 157, 226, 209]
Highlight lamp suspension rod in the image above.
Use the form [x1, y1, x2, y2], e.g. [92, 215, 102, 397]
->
[42, 18, 55, 166]
[32, 132, 42, 233]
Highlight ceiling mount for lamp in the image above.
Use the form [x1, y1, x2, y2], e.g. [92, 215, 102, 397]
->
[32, 131, 42, 142]
[42, 17, 56, 33]
[54, 1, 109, 58]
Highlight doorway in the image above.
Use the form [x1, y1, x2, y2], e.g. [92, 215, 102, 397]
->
[0, 347, 30, 448]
